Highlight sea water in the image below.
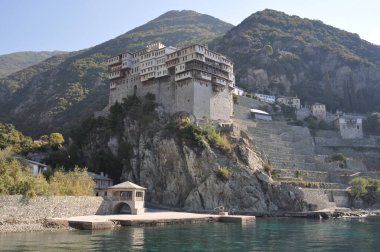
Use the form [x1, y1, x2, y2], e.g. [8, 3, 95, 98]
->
[1, 217, 379, 251]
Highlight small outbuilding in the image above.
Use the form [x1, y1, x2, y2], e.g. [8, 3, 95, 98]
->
[250, 109, 272, 121]
[336, 116, 363, 139]
[88, 172, 113, 196]
[20, 159, 48, 176]
[107, 181, 146, 215]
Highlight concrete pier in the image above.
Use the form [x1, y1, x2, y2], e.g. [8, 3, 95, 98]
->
[48, 211, 256, 230]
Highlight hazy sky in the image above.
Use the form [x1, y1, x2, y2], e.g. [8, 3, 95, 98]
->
[1, 0, 379, 55]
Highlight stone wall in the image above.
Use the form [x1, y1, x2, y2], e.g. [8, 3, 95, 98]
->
[301, 189, 350, 210]
[0, 196, 111, 224]
[108, 77, 234, 122]
[209, 84, 233, 121]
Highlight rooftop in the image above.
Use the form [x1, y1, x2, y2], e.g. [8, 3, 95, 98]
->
[250, 109, 270, 115]
[88, 172, 113, 181]
[108, 181, 146, 190]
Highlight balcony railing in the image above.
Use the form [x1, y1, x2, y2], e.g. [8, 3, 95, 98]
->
[122, 60, 133, 69]
[108, 71, 122, 79]
[107, 56, 121, 66]
[175, 71, 192, 81]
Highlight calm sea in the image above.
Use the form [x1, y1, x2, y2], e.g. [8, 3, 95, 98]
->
[1, 217, 379, 251]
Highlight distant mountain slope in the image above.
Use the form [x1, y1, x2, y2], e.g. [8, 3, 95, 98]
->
[211, 9, 380, 112]
[0, 10, 233, 136]
[0, 51, 65, 78]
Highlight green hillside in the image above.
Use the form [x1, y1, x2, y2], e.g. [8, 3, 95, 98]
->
[0, 51, 66, 78]
[0, 10, 233, 136]
[210, 9, 380, 112]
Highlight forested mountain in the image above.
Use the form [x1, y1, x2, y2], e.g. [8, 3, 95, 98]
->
[2, 9, 380, 136]
[0, 10, 233, 136]
[0, 51, 65, 78]
[210, 9, 380, 112]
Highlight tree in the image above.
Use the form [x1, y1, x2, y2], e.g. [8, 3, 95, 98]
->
[49, 133, 64, 148]
[263, 44, 274, 56]
[307, 117, 317, 130]
[233, 94, 239, 104]
[364, 112, 380, 135]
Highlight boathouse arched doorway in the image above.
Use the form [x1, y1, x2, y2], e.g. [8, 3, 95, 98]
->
[113, 202, 132, 214]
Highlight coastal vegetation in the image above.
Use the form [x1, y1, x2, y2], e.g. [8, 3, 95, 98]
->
[175, 118, 232, 153]
[263, 163, 273, 176]
[0, 148, 94, 197]
[349, 177, 380, 200]
[0, 121, 34, 153]
[215, 166, 233, 181]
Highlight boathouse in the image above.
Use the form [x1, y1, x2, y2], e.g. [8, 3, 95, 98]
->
[107, 181, 146, 215]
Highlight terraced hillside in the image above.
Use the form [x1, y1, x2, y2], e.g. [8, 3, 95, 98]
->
[232, 96, 359, 209]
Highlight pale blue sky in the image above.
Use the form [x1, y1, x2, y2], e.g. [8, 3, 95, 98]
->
[0, 0, 379, 55]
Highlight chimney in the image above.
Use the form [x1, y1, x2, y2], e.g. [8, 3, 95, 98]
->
[105, 174, 108, 178]
[100, 172, 104, 177]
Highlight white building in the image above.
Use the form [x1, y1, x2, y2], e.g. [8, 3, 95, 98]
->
[233, 87, 245, 96]
[250, 109, 272, 121]
[106, 42, 235, 122]
[107, 181, 146, 215]
[311, 103, 326, 120]
[276, 96, 301, 110]
[255, 93, 276, 104]
[337, 116, 363, 139]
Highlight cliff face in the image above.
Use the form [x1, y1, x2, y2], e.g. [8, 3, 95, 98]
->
[78, 101, 305, 213]
[211, 9, 380, 112]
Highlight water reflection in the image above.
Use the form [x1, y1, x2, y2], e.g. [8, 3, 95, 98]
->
[0, 218, 379, 251]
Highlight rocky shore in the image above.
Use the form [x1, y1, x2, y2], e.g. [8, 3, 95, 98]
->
[0, 195, 109, 233]
[1, 209, 380, 233]
[0, 219, 70, 233]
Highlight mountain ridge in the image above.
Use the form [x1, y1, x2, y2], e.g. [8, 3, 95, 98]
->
[0, 51, 66, 78]
[210, 9, 380, 112]
[0, 10, 233, 136]
[1, 9, 380, 136]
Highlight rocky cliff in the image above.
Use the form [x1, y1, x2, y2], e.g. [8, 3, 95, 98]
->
[76, 98, 305, 213]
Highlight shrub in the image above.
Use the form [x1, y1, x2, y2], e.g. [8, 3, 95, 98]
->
[281, 104, 296, 120]
[176, 122, 232, 152]
[203, 126, 232, 152]
[331, 153, 347, 163]
[0, 148, 95, 197]
[215, 166, 233, 181]
[295, 170, 301, 178]
[0, 122, 34, 153]
[349, 177, 380, 199]
[263, 163, 273, 176]
[49, 167, 95, 196]
[307, 116, 317, 130]
[233, 94, 239, 104]
[0, 148, 50, 196]
[349, 177, 369, 198]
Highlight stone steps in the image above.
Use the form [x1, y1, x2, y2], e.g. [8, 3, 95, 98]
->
[269, 161, 318, 170]
[258, 146, 315, 156]
[278, 180, 348, 190]
[273, 168, 330, 182]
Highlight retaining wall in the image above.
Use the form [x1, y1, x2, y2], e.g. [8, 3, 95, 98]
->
[0, 196, 111, 224]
